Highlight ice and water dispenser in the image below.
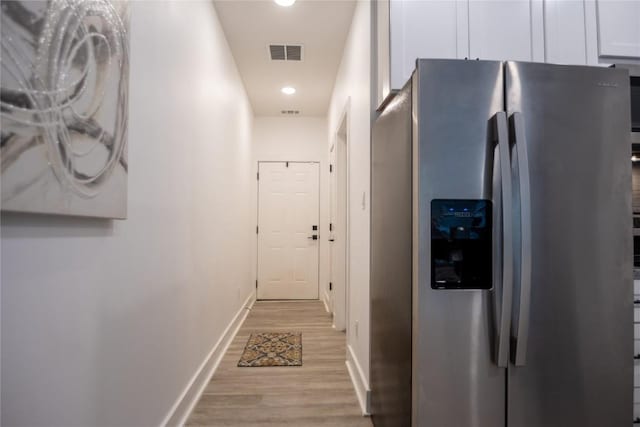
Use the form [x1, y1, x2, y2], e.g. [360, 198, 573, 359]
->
[431, 199, 492, 290]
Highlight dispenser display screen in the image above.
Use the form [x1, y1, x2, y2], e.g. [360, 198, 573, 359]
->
[431, 199, 492, 290]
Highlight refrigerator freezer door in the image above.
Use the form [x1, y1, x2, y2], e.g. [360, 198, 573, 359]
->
[412, 59, 506, 427]
[505, 61, 633, 427]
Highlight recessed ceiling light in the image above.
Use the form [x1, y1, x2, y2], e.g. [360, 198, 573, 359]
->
[274, 0, 296, 6]
[281, 86, 296, 95]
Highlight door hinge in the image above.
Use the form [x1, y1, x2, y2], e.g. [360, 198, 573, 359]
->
[329, 223, 333, 231]
[329, 164, 333, 173]
[286, 161, 289, 167]
[256, 280, 258, 289]
[257, 172, 259, 180]
[329, 282, 332, 291]
[256, 225, 259, 234]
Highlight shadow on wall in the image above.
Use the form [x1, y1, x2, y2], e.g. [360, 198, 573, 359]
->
[0, 213, 115, 239]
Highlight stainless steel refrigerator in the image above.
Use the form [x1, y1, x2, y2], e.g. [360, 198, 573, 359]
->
[370, 59, 632, 427]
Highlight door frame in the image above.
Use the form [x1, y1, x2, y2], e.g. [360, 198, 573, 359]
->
[329, 145, 337, 311]
[255, 160, 321, 300]
[329, 101, 350, 331]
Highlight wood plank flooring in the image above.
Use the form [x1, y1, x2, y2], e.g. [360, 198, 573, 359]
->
[186, 300, 372, 427]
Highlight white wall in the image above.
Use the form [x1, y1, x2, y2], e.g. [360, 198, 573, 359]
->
[252, 116, 328, 163]
[0, 2, 254, 426]
[327, 0, 372, 410]
[251, 116, 329, 301]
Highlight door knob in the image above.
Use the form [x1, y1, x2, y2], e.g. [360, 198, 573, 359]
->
[328, 238, 335, 242]
[308, 235, 318, 240]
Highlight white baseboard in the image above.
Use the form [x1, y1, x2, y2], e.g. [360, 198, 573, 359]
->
[345, 344, 371, 416]
[160, 289, 256, 427]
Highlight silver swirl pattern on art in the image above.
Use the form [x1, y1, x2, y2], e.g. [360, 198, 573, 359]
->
[1, 0, 129, 199]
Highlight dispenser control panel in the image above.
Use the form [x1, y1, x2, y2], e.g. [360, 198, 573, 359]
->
[431, 199, 492, 290]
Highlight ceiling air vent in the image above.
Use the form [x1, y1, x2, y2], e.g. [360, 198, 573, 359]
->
[268, 44, 304, 61]
[281, 110, 300, 115]
[286, 45, 302, 61]
[269, 45, 286, 61]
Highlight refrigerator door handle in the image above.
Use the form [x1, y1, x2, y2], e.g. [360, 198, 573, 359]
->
[493, 111, 513, 368]
[510, 112, 533, 367]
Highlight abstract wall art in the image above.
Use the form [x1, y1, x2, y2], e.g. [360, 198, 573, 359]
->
[1, 0, 129, 219]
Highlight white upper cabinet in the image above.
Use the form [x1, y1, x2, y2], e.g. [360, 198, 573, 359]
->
[544, 0, 589, 65]
[376, 0, 640, 108]
[468, 0, 541, 62]
[377, 0, 391, 107]
[596, 0, 640, 59]
[388, 1, 467, 93]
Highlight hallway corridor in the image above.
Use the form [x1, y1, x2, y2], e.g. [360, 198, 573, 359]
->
[186, 301, 372, 426]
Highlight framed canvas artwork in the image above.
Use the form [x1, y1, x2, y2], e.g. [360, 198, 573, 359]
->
[1, 0, 129, 219]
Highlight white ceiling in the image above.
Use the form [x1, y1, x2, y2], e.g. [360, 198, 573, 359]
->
[214, 0, 357, 116]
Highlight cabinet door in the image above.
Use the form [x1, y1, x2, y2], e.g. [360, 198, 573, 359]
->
[596, 0, 640, 59]
[468, 0, 537, 61]
[377, 0, 391, 106]
[544, 0, 588, 65]
[389, 0, 467, 90]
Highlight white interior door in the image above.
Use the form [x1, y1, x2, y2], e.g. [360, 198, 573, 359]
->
[257, 162, 320, 300]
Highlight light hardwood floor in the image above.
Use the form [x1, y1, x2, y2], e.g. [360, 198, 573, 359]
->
[186, 300, 373, 427]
